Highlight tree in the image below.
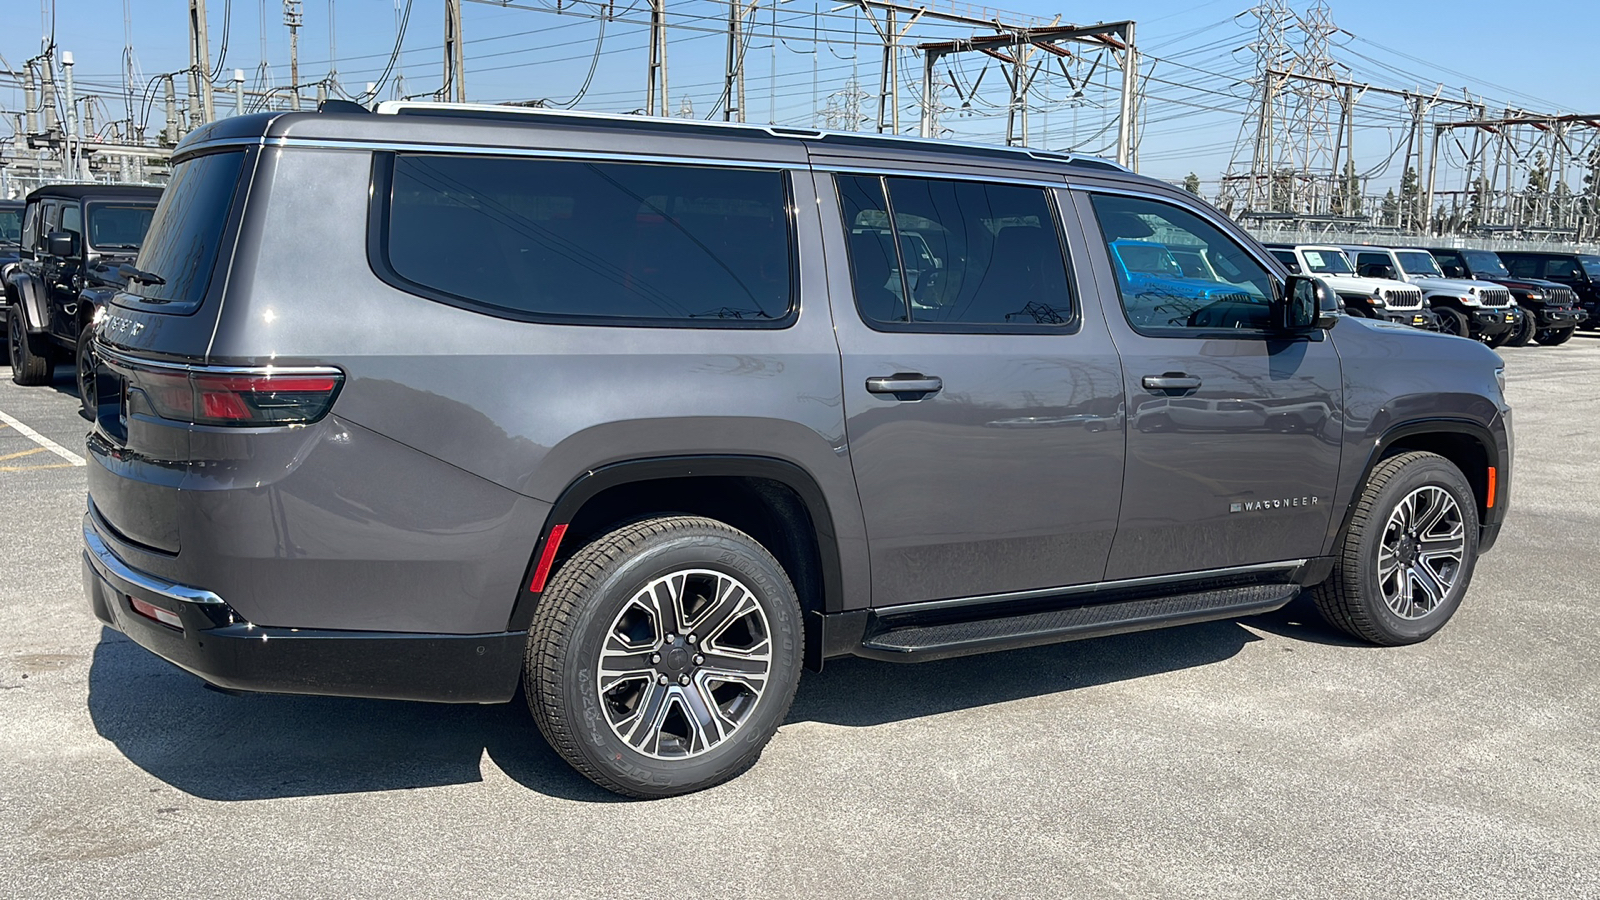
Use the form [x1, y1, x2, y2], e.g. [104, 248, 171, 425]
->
[1398, 166, 1420, 231]
[1342, 160, 1363, 217]
[1466, 176, 1491, 230]
[1182, 172, 1201, 195]
[1380, 188, 1399, 227]
[1524, 151, 1550, 227]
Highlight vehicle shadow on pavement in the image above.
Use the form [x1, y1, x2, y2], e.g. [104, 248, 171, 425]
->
[88, 603, 1341, 802]
[85, 629, 624, 804]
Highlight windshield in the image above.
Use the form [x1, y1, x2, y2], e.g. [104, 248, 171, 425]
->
[1300, 248, 1354, 275]
[1396, 251, 1444, 278]
[1580, 256, 1600, 279]
[0, 208, 19, 246]
[124, 151, 242, 309]
[1116, 242, 1183, 277]
[1460, 250, 1510, 278]
[87, 204, 156, 251]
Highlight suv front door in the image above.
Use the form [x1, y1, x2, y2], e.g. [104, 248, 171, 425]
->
[820, 167, 1126, 608]
[1074, 189, 1342, 581]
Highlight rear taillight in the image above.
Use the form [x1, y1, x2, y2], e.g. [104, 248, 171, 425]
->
[124, 363, 343, 427]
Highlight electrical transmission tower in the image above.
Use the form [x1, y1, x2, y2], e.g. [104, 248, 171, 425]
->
[1220, 0, 1345, 218]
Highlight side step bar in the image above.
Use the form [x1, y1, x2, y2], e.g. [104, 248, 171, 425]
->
[853, 583, 1299, 663]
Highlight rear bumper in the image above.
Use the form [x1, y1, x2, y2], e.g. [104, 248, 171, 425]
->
[83, 514, 524, 703]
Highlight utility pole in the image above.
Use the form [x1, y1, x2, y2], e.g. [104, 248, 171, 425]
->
[1117, 20, 1136, 168]
[645, 0, 669, 117]
[62, 51, 82, 180]
[163, 74, 179, 144]
[234, 69, 245, 116]
[190, 0, 215, 124]
[724, 0, 752, 122]
[285, 0, 303, 109]
[444, 0, 466, 102]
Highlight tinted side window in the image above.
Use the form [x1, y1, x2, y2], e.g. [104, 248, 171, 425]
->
[1502, 255, 1537, 278]
[1269, 249, 1300, 272]
[20, 203, 38, 253]
[1545, 257, 1578, 280]
[1089, 193, 1274, 334]
[1433, 251, 1466, 278]
[60, 205, 82, 241]
[835, 174, 1073, 330]
[380, 154, 794, 326]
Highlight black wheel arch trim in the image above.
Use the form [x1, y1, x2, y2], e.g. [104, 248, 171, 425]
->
[1335, 417, 1507, 555]
[506, 455, 847, 634]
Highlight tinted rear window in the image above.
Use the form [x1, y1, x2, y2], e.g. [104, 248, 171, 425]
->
[378, 154, 795, 326]
[122, 151, 244, 310]
[0, 208, 19, 245]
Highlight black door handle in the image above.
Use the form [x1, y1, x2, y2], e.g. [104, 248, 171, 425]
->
[1142, 374, 1202, 392]
[866, 373, 943, 399]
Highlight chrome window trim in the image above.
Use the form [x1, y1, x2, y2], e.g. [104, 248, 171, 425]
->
[264, 137, 797, 171]
[96, 343, 343, 378]
[876, 560, 1310, 616]
[813, 162, 1067, 190]
[84, 514, 225, 606]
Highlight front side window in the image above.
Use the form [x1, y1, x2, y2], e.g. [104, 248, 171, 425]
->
[835, 174, 1073, 330]
[1461, 250, 1509, 278]
[380, 154, 794, 325]
[0, 208, 22, 246]
[1577, 256, 1600, 279]
[60, 205, 82, 241]
[20, 203, 38, 253]
[1089, 192, 1273, 334]
[87, 204, 156, 251]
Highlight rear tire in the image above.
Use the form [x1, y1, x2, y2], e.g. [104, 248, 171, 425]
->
[1503, 310, 1536, 347]
[7, 305, 52, 386]
[75, 325, 98, 417]
[1312, 451, 1479, 646]
[1535, 326, 1574, 346]
[1433, 307, 1469, 338]
[526, 515, 803, 798]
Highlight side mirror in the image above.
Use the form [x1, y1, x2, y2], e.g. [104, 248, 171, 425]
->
[45, 230, 79, 259]
[1277, 275, 1339, 332]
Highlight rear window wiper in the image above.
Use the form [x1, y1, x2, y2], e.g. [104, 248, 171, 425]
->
[118, 263, 166, 286]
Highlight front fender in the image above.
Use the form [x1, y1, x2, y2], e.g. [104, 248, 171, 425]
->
[3, 269, 48, 332]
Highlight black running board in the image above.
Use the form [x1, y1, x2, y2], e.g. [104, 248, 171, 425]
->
[853, 583, 1299, 662]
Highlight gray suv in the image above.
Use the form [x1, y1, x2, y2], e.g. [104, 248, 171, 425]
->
[81, 102, 1513, 798]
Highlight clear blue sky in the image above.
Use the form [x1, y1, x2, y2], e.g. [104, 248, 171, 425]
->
[4, 0, 1595, 191]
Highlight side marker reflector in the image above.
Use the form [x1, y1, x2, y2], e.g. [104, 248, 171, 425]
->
[1487, 467, 1497, 509]
[529, 523, 569, 593]
[129, 596, 183, 630]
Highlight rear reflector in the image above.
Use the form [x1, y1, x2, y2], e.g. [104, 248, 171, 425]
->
[129, 596, 183, 630]
[122, 362, 343, 427]
[1487, 467, 1497, 509]
[528, 523, 569, 593]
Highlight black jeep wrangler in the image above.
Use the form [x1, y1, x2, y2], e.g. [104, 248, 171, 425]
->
[4, 185, 162, 401]
[1428, 247, 1586, 346]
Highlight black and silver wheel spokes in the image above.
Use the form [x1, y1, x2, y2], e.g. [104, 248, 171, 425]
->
[1377, 486, 1466, 620]
[596, 569, 772, 760]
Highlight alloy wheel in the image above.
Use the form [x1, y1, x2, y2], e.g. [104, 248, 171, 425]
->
[596, 568, 773, 760]
[1376, 485, 1466, 620]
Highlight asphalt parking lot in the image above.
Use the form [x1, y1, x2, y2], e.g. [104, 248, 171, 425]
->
[2, 336, 1597, 900]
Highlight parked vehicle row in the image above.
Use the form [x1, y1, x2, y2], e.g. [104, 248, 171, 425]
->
[69, 102, 1511, 797]
[1266, 241, 1590, 347]
[3, 185, 163, 399]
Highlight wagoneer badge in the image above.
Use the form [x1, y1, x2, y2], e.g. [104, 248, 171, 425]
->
[1231, 496, 1321, 513]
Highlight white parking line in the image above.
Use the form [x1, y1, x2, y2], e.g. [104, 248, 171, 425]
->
[0, 409, 87, 466]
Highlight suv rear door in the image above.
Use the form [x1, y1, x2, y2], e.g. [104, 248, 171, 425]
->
[1070, 187, 1341, 581]
[817, 161, 1125, 609]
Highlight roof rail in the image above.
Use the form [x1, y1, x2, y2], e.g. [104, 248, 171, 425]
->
[371, 101, 1131, 174]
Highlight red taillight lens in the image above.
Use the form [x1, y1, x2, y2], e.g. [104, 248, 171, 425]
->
[125, 365, 343, 426]
[129, 596, 183, 630]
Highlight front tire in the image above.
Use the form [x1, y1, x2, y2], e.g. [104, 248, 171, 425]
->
[1503, 310, 1536, 347]
[1535, 326, 1574, 346]
[1433, 307, 1469, 338]
[526, 516, 803, 798]
[7, 305, 52, 386]
[1312, 451, 1480, 646]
